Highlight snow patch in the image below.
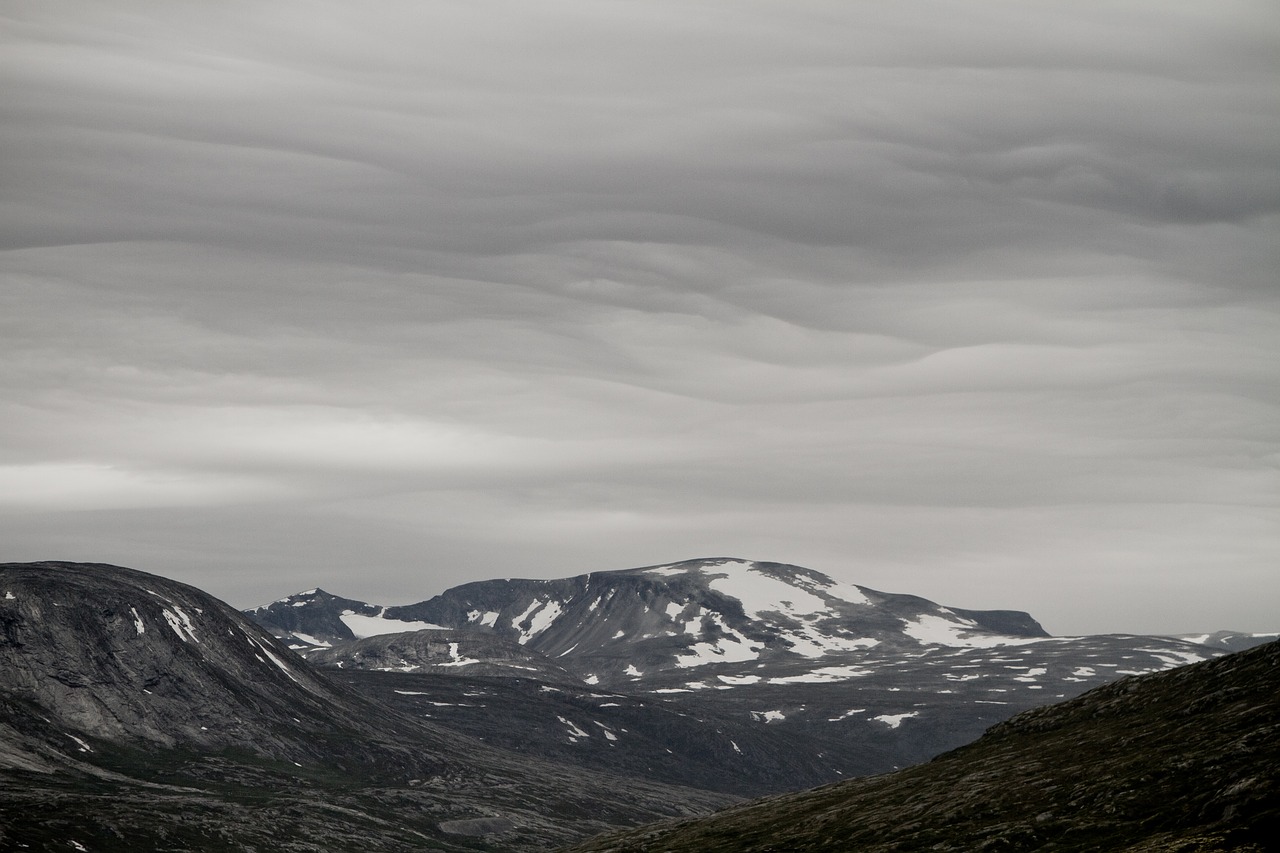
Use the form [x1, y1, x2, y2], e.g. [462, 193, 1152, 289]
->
[624, 664, 643, 677]
[827, 708, 867, 722]
[514, 600, 564, 645]
[751, 710, 786, 723]
[510, 599, 541, 631]
[290, 631, 331, 648]
[130, 607, 145, 635]
[823, 580, 871, 606]
[558, 716, 590, 740]
[674, 613, 761, 668]
[683, 609, 707, 636]
[717, 674, 761, 686]
[583, 674, 600, 685]
[252, 638, 301, 683]
[900, 613, 1045, 648]
[3, 591, 14, 600]
[1135, 647, 1213, 668]
[705, 561, 832, 620]
[873, 711, 919, 729]
[774, 625, 879, 658]
[437, 641, 481, 668]
[161, 607, 199, 643]
[467, 609, 499, 627]
[66, 734, 93, 753]
[339, 611, 446, 639]
[768, 665, 874, 684]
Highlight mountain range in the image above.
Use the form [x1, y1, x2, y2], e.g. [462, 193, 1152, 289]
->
[248, 557, 1246, 794]
[1, 557, 1274, 851]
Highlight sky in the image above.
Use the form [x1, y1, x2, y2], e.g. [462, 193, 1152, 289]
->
[2, 0, 1278, 636]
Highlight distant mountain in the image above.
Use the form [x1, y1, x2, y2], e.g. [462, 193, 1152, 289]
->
[250, 557, 1227, 795]
[564, 638, 1280, 853]
[1172, 630, 1280, 653]
[0, 562, 731, 851]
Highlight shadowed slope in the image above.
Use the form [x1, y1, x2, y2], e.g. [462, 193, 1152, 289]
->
[565, 640, 1280, 853]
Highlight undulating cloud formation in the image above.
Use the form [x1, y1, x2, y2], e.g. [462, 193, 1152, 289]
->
[2, 0, 1278, 634]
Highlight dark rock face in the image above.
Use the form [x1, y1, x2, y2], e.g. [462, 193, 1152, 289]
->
[563, 639, 1280, 853]
[1, 561, 348, 755]
[0, 562, 733, 852]
[307, 627, 586, 683]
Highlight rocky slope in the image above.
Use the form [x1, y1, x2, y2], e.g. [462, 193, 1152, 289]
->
[564, 638, 1280, 853]
[0, 562, 732, 852]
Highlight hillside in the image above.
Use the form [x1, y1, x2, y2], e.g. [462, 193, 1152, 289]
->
[0, 561, 731, 851]
[564, 639, 1280, 853]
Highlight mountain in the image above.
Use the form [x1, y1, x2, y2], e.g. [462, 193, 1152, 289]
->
[1173, 630, 1280, 653]
[250, 558, 1055, 673]
[250, 557, 1225, 795]
[0, 561, 732, 851]
[564, 638, 1280, 853]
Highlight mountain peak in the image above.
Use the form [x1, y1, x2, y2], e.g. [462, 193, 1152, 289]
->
[249, 557, 1061, 689]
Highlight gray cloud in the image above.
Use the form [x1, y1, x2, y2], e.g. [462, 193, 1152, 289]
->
[2, 0, 1278, 634]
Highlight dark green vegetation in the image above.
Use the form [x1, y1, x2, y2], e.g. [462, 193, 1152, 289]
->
[564, 639, 1280, 853]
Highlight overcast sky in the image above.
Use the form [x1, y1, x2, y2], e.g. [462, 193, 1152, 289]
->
[2, 0, 1278, 635]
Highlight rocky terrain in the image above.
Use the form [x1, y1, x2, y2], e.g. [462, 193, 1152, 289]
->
[0, 562, 731, 852]
[253, 558, 1233, 795]
[564, 638, 1280, 853]
[2, 557, 1271, 852]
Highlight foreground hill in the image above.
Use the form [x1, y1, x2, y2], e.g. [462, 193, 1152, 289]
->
[0, 562, 731, 851]
[564, 639, 1280, 853]
[252, 558, 1225, 795]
